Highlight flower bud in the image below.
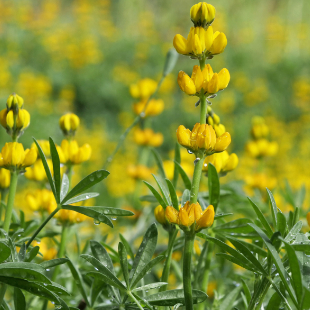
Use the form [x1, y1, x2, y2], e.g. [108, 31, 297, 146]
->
[165, 206, 179, 224]
[0, 109, 7, 128]
[6, 111, 14, 129]
[176, 125, 191, 149]
[154, 205, 167, 225]
[214, 124, 226, 137]
[190, 2, 216, 27]
[213, 114, 220, 125]
[59, 113, 80, 137]
[16, 109, 30, 130]
[207, 73, 219, 94]
[173, 34, 189, 55]
[214, 132, 231, 152]
[7, 94, 24, 110]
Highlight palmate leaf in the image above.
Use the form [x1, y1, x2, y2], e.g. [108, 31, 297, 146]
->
[216, 253, 256, 273]
[65, 192, 100, 205]
[144, 289, 207, 306]
[61, 170, 110, 204]
[81, 254, 127, 291]
[129, 223, 158, 286]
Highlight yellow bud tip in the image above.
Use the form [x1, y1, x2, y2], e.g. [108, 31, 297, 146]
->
[214, 132, 231, 152]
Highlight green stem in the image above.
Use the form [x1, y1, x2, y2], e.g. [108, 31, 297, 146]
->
[52, 224, 69, 281]
[160, 228, 178, 292]
[128, 291, 144, 310]
[253, 282, 270, 310]
[0, 283, 7, 307]
[26, 207, 60, 249]
[189, 153, 204, 204]
[200, 93, 207, 125]
[247, 277, 269, 310]
[193, 241, 208, 289]
[183, 232, 195, 310]
[0, 190, 4, 221]
[3, 171, 18, 232]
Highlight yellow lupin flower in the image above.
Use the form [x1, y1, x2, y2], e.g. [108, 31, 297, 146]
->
[134, 128, 163, 147]
[307, 212, 310, 227]
[0, 168, 10, 189]
[0, 143, 37, 170]
[127, 164, 152, 180]
[60, 139, 92, 165]
[31, 140, 50, 157]
[6, 93, 24, 109]
[246, 139, 278, 158]
[165, 202, 214, 232]
[190, 2, 216, 27]
[130, 78, 157, 100]
[177, 65, 230, 96]
[0, 108, 31, 134]
[203, 151, 238, 174]
[154, 205, 167, 225]
[133, 99, 164, 117]
[25, 159, 52, 181]
[176, 123, 231, 155]
[59, 113, 80, 137]
[173, 26, 227, 58]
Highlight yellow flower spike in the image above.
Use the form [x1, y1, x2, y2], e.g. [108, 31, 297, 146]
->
[7, 94, 24, 109]
[130, 78, 157, 99]
[207, 116, 214, 126]
[207, 73, 220, 94]
[223, 153, 239, 172]
[6, 111, 14, 129]
[214, 132, 231, 152]
[177, 71, 196, 95]
[0, 168, 10, 189]
[218, 68, 230, 90]
[72, 144, 92, 164]
[190, 2, 216, 27]
[23, 148, 37, 167]
[173, 34, 189, 55]
[196, 205, 214, 231]
[165, 206, 179, 224]
[209, 32, 227, 55]
[154, 205, 167, 225]
[11, 143, 25, 166]
[191, 65, 204, 92]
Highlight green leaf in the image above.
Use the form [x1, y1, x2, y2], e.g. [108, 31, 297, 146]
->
[139, 195, 157, 203]
[266, 292, 282, 310]
[173, 143, 181, 187]
[174, 161, 191, 190]
[81, 254, 127, 291]
[61, 205, 113, 227]
[226, 237, 267, 275]
[119, 234, 134, 261]
[24, 246, 39, 262]
[302, 287, 310, 310]
[130, 255, 165, 289]
[247, 197, 273, 238]
[208, 163, 220, 211]
[277, 212, 287, 237]
[296, 184, 306, 208]
[143, 181, 167, 209]
[46, 282, 70, 297]
[214, 213, 233, 220]
[249, 225, 298, 308]
[90, 278, 105, 307]
[129, 223, 158, 285]
[282, 240, 303, 304]
[292, 207, 300, 226]
[151, 148, 166, 180]
[0, 242, 11, 263]
[241, 279, 251, 304]
[49, 137, 61, 203]
[0, 262, 51, 283]
[266, 188, 278, 228]
[162, 48, 178, 77]
[226, 237, 267, 258]
[145, 289, 207, 306]
[65, 193, 99, 205]
[62, 170, 110, 204]
[132, 282, 168, 292]
[18, 243, 26, 262]
[40, 258, 69, 269]
[166, 179, 179, 211]
[197, 234, 255, 270]
[33, 138, 56, 199]
[247, 223, 270, 243]
[118, 242, 129, 287]
[213, 219, 254, 234]
[219, 286, 241, 310]
[60, 174, 70, 202]
[14, 288, 26, 310]
[181, 189, 190, 206]
[66, 257, 90, 306]
[0, 276, 60, 305]
[285, 221, 303, 242]
[216, 253, 256, 272]
[152, 174, 171, 206]
[292, 243, 310, 254]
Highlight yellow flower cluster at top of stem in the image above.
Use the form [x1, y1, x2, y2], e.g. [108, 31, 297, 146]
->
[165, 202, 214, 232]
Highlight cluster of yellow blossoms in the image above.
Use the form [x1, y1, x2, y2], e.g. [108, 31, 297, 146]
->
[246, 117, 278, 158]
[134, 128, 163, 147]
[0, 94, 30, 138]
[177, 123, 231, 155]
[178, 65, 230, 96]
[0, 168, 10, 189]
[59, 113, 80, 137]
[165, 202, 214, 232]
[203, 151, 238, 175]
